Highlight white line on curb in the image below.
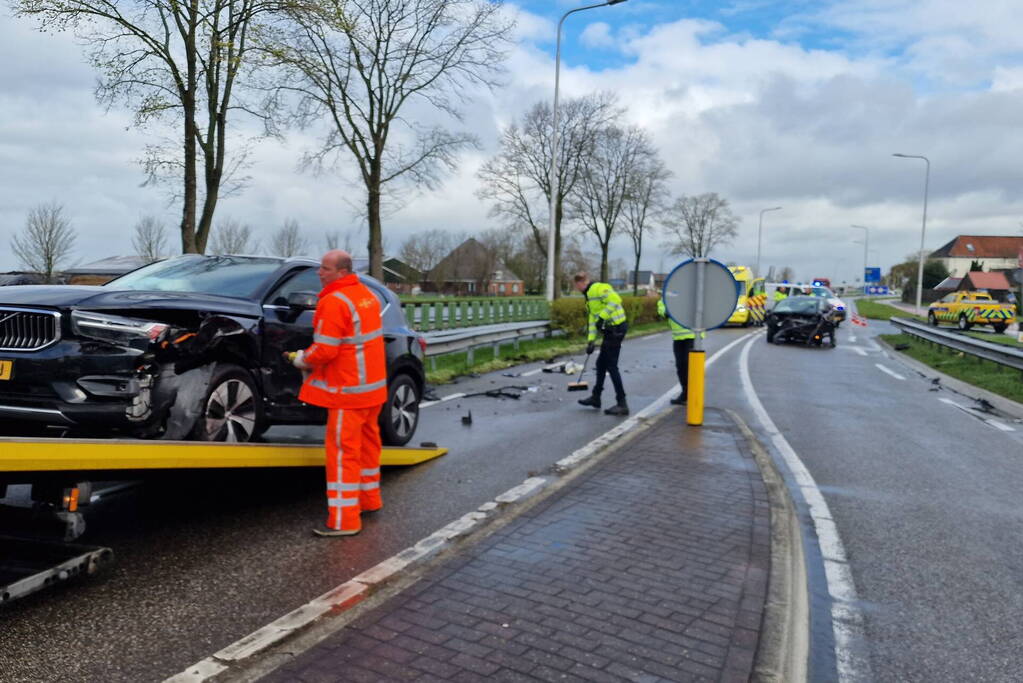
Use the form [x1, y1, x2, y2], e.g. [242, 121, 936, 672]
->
[167, 330, 758, 683]
[939, 398, 1015, 432]
[739, 336, 870, 683]
[874, 363, 905, 380]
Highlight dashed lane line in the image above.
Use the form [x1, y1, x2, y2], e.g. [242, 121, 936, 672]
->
[875, 363, 906, 380]
[842, 346, 868, 356]
[419, 392, 465, 409]
[740, 336, 870, 683]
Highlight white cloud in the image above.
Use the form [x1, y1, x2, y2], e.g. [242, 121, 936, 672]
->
[579, 21, 616, 50]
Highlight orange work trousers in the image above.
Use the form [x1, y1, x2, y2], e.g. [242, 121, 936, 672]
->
[324, 405, 383, 532]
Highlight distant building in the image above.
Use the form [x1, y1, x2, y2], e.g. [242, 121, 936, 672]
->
[424, 238, 524, 297]
[929, 236, 1023, 277]
[625, 270, 656, 291]
[933, 276, 962, 292]
[62, 255, 153, 285]
[957, 270, 1011, 294]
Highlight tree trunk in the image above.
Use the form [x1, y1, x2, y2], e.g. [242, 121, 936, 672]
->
[600, 241, 609, 282]
[633, 252, 641, 296]
[367, 161, 383, 280]
[553, 200, 564, 299]
[181, 51, 198, 251]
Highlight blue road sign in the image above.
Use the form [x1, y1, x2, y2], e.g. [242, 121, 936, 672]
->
[865, 267, 881, 283]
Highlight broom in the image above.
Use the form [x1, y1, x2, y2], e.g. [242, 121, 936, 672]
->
[567, 354, 592, 392]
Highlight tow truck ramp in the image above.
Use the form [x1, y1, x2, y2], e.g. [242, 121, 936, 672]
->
[1, 438, 446, 604]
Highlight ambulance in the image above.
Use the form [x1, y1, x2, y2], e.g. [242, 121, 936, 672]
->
[727, 266, 767, 326]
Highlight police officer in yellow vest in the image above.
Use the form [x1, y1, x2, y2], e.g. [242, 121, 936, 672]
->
[573, 272, 629, 416]
[656, 298, 703, 405]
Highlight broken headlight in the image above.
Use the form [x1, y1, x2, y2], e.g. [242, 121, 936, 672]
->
[71, 310, 169, 343]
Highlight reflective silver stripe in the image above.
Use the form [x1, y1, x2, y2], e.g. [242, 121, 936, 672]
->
[360, 468, 380, 477]
[332, 292, 361, 335]
[311, 379, 340, 394]
[333, 291, 367, 385]
[335, 410, 343, 495]
[327, 497, 360, 508]
[328, 482, 360, 492]
[360, 481, 380, 491]
[314, 333, 342, 346]
[338, 329, 383, 344]
[354, 342, 367, 385]
[342, 379, 387, 394]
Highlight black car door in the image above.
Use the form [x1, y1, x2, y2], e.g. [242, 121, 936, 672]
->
[259, 267, 324, 422]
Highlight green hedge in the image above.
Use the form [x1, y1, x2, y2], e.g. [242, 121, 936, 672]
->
[550, 295, 661, 337]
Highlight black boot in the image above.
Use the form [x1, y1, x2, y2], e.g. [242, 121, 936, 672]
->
[604, 400, 629, 416]
[578, 394, 601, 408]
[670, 394, 686, 405]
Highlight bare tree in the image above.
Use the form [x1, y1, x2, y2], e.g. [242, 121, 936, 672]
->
[622, 154, 671, 295]
[269, 218, 307, 256]
[11, 202, 77, 283]
[476, 93, 621, 298]
[325, 228, 357, 252]
[14, 0, 294, 254]
[209, 217, 258, 254]
[561, 236, 596, 282]
[778, 266, 795, 282]
[571, 125, 652, 282]
[132, 215, 169, 262]
[398, 229, 458, 279]
[265, 0, 514, 280]
[663, 193, 740, 259]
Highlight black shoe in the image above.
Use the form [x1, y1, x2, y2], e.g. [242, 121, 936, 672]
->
[578, 395, 601, 408]
[604, 402, 629, 416]
[312, 525, 361, 537]
[670, 394, 686, 405]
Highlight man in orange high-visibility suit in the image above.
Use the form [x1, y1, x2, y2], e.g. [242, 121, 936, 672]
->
[288, 250, 388, 537]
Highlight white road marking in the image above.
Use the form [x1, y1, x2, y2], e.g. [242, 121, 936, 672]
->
[875, 363, 905, 380]
[520, 367, 545, 376]
[740, 336, 869, 683]
[842, 346, 868, 356]
[172, 332, 759, 682]
[419, 392, 465, 409]
[939, 398, 1016, 432]
[848, 334, 857, 343]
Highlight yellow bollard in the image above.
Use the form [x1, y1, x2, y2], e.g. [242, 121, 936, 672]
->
[686, 350, 705, 426]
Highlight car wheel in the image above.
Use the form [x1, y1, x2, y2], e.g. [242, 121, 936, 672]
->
[993, 323, 1007, 334]
[380, 373, 419, 446]
[928, 311, 938, 327]
[192, 364, 264, 442]
[957, 315, 972, 331]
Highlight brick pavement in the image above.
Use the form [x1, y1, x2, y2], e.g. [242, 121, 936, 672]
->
[264, 408, 771, 682]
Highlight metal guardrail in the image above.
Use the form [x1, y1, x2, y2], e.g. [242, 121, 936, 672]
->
[401, 297, 549, 332]
[890, 317, 1023, 372]
[421, 321, 551, 369]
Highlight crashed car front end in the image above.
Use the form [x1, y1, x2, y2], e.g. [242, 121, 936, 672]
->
[0, 303, 256, 437]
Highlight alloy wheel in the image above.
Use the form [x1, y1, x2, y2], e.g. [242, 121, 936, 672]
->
[204, 379, 257, 442]
[391, 383, 418, 440]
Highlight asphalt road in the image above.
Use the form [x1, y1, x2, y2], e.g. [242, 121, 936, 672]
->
[0, 327, 754, 683]
[712, 309, 1023, 682]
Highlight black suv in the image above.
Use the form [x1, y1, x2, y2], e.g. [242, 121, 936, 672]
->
[0, 255, 425, 444]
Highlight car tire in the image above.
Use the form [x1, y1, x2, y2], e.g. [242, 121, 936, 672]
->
[957, 315, 972, 331]
[928, 311, 938, 327]
[379, 373, 419, 447]
[191, 364, 264, 442]
[993, 323, 1007, 334]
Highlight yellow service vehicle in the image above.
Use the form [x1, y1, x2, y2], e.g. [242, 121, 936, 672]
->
[927, 291, 1016, 333]
[727, 266, 767, 327]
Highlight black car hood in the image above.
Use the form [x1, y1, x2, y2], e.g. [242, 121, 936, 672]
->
[0, 285, 261, 317]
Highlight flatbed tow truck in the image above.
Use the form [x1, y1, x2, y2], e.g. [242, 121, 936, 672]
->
[0, 438, 446, 603]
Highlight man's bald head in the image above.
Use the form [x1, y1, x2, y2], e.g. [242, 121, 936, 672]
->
[318, 249, 353, 288]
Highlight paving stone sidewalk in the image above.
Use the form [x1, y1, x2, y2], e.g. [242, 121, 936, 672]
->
[264, 408, 771, 682]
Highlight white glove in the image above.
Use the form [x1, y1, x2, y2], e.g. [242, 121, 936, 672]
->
[288, 350, 311, 370]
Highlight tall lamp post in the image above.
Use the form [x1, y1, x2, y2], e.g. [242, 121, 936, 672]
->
[754, 206, 781, 278]
[546, 0, 629, 302]
[893, 153, 930, 314]
[851, 224, 869, 292]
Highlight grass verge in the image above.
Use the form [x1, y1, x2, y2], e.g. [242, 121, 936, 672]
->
[854, 299, 924, 321]
[880, 333, 1023, 404]
[962, 330, 1023, 349]
[425, 321, 667, 385]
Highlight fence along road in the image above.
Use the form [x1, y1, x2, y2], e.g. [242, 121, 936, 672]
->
[401, 296, 549, 331]
[890, 316, 1023, 372]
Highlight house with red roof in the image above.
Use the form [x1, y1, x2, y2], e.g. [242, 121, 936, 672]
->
[929, 235, 1023, 277]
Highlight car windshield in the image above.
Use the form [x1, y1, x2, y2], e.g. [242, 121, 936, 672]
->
[104, 255, 282, 298]
[811, 286, 833, 298]
[775, 297, 821, 314]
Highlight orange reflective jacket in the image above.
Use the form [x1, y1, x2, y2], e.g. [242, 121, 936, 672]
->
[298, 274, 388, 410]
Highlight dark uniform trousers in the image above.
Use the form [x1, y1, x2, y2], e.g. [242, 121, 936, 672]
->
[594, 322, 628, 403]
[672, 337, 695, 400]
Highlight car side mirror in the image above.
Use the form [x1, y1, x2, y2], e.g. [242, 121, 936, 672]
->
[287, 291, 318, 310]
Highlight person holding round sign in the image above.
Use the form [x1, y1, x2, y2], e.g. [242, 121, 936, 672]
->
[573, 272, 629, 416]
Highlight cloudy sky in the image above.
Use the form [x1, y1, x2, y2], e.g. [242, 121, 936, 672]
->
[2, 0, 1023, 285]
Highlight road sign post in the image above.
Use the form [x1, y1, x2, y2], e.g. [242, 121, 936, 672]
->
[662, 258, 739, 426]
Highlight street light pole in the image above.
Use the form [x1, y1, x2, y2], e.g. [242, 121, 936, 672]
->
[755, 206, 781, 278]
[546, 0, 629, 302]
[851, 224, 869, 292]
[893, 153, 930, 315]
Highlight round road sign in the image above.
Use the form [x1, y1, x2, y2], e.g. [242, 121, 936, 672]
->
[662, 258, 739, 331]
